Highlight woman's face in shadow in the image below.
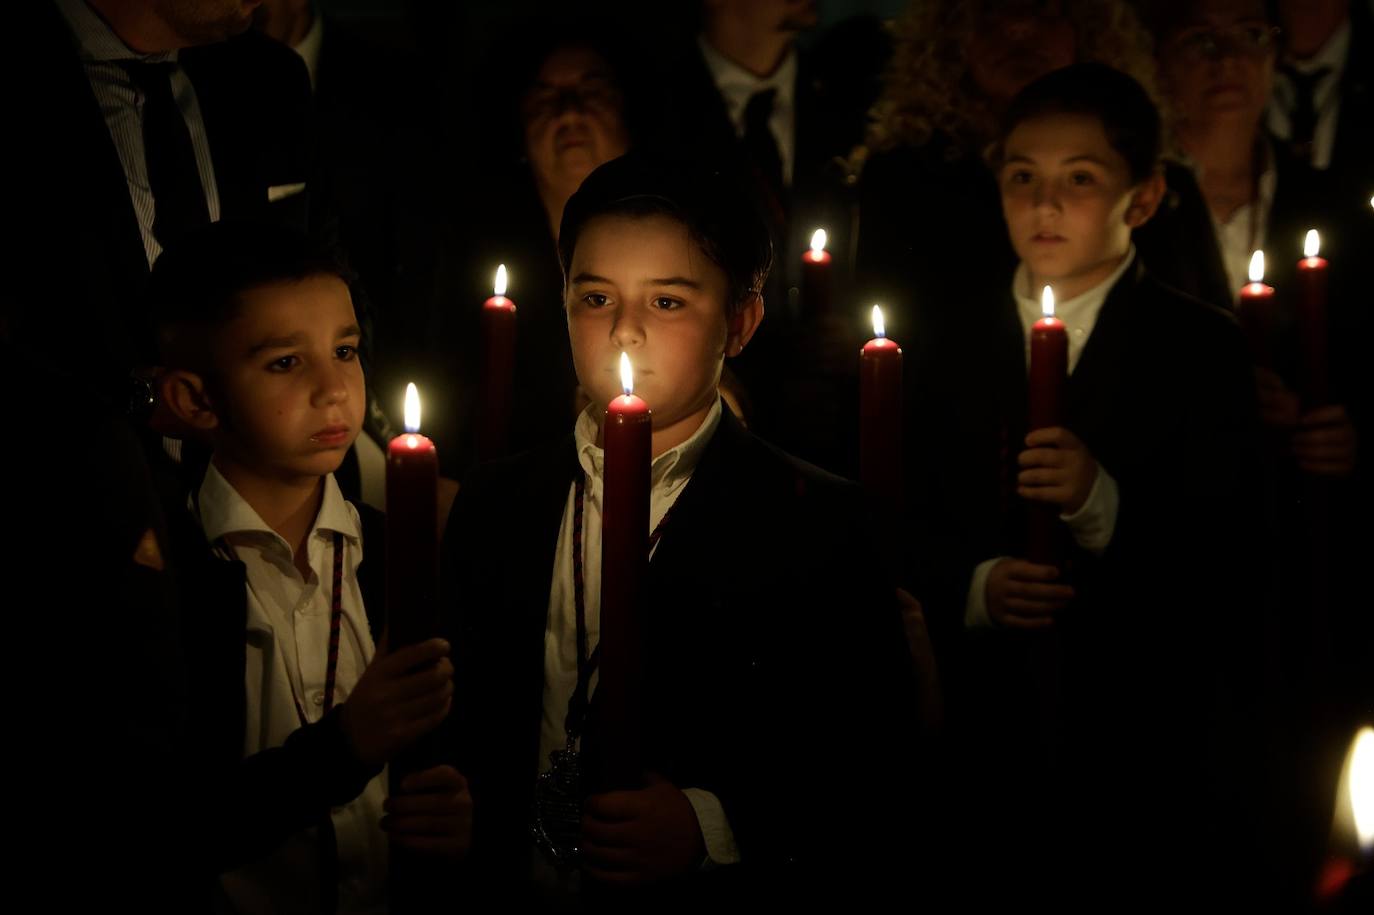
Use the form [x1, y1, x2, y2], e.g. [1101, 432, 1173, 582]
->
[965, 0, 1077, 110]
[521, 46, 630, 193]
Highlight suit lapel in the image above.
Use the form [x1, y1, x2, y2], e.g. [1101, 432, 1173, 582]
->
[1067, 260, 1141, 437]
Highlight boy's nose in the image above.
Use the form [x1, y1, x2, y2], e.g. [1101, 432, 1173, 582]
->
[609, 305, 645, 349]
[313, 364, 350, 406]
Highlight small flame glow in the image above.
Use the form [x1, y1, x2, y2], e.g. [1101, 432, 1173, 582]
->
[1248, 250, 1265, 283]
[1304, 230, 1321, 259]
[619, 352, 634, 396]
[494, 264, 508, 297]
[1353, 726, 1374, 852]
[871, 305, 886, 338]
[1041, 285, 1055, 318]
[403, 382, 421, 433]
[810, 229, 827, 253]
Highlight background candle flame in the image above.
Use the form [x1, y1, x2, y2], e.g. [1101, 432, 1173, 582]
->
[871, 304, 886, 338]
[404, 382, 421, 433]
[1304, 229, 1321, 259]
[619, 351, 634, 396]
[810, 229, 827, 253]
[1353, 726, 1374, 852]
[1248, 250, 1265, 283]
[1041, 285, 1055, 318]
[494, 264, 508, 297]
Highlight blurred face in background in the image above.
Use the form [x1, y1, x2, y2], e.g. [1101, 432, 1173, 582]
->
[705, 0, 819, 35]
[966, 0, 1077, 110]
[522, 45, 630, 205]
[1158, 0, 1276, 134]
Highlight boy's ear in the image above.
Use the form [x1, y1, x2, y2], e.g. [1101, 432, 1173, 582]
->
[725, 293, 765, 358]
[1124, 172, 1168, 229]
[158, 369, 221, 436]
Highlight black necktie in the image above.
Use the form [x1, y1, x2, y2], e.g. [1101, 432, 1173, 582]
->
[742, 88, 786, 221]
[1279, 64, 1331, 165]
[122, 60, 211, 252]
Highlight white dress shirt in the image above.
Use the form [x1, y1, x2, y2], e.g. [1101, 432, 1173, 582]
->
[698, 36, 799, 187]
[1267, 19, 1351, 171]
[197, 465, 387, 915]
[290, 9, 325, 93]
[964, 251, 1132, 628]
[56, 0, 221, 267]
[538, 398, 740, 872]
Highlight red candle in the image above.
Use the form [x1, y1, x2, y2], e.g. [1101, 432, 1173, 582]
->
[1027, 285, 1067, 566]
[1238, 250, 1277, 368]
[801, 228, 833, 317]
[859, 305, 902, 498]
[1297, 230, 1330, 406]
[385, 382, 439, 649]
[590, 352, 651, 791]
[479, 264, 517, 459]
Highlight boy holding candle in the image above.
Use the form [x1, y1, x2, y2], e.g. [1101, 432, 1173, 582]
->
[441, 155, 923, 908]
[147, 221, 471, 912]
[908, 64, 1270, 905]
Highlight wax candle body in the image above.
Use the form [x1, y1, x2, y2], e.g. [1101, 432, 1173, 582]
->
[479, 294, 517, 459]
[1297, 255, 1329, 406]
[590, 392, 651, 791]
[859, 336, 903, 497]
[801, 246, 833, 317]
[1237, 280, 1277, 368]
[385, 432, 439, 648]
[1027, 316, 1068, 566]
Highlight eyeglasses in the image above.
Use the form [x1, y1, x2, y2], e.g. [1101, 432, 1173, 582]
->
[1167, 24, 1280, 62]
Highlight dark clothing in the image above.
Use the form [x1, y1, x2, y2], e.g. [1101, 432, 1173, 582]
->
[442, 408, 925, 909]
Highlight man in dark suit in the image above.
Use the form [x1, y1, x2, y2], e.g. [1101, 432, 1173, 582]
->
[25, 0, 333, 401]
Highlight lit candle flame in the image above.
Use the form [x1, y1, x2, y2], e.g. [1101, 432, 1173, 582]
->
[810, 229, 827, 254]
[1248, 250, 1265, 284]
[1041, 285, 1055, 318]
[493, 264, 508, 297]
[1304, 229, 1321, 259]
[871, 305, 886, 339]
[403, 382, 421, 433]
[619, 351, 634, 397]
[1353, 726, 1374, 853]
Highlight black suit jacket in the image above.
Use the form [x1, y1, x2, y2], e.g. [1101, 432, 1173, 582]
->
[159, 485, 386, 880]
[905, 259, 1270, 902]
[22, 5, 333, 399]
[440, 407, 924, 908]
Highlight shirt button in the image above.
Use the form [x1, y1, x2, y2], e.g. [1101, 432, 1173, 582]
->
[311, 690, 325, 706]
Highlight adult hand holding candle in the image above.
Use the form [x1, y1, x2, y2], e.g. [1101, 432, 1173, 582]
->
[859, 305, 902, 498]
[386, 383, 439, 649]
[590, 352, 651, 791]
[1238, 250, 1276, 368]
[1026, 285, 1067, 566]
[801, 228, 832, 317]
[479, 264, 518, 459]
[1297, 230, 1330, 407]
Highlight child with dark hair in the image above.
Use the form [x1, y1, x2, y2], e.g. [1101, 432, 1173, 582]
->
[441, 155, 921, 908]
[908, 63, 1270, 906]
[149, 221, 471, 912]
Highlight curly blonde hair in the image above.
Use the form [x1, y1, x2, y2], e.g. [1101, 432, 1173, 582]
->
[856, 0, 1160, 170]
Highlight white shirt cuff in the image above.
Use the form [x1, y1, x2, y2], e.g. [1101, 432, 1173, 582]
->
[681, 788, 740, 868]
[964, 558, 1007, 630]
[1058, 461, 1119, 556]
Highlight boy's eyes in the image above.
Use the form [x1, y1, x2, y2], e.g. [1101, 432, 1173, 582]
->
[1069, 171, 1097, 186]
[336, 344, 358, 361]
[651, 296, 684, 311]
[267, 355, 298, 372]
[1007, 169, 1034, 185]
[582, 293, 610, 308]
